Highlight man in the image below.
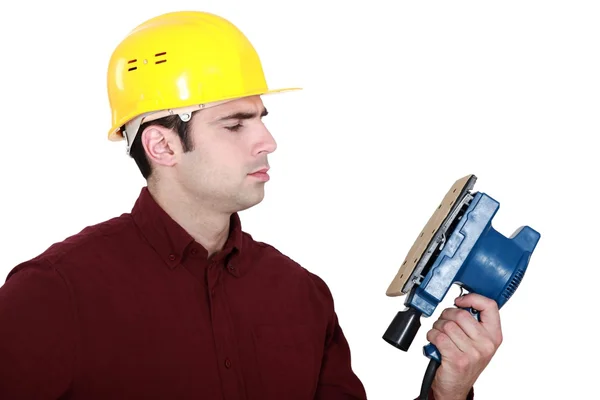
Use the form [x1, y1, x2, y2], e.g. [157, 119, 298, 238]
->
[0, 11, 502, 399]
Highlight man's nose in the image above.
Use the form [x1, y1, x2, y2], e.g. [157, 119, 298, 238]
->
[255, 125, 277, 155]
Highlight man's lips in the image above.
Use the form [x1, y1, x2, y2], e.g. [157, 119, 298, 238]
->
[248, 168, 270, 181]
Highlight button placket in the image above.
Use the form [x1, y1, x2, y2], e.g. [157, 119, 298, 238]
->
[206, 257, 243, 398]
[206, 260, 220, 300]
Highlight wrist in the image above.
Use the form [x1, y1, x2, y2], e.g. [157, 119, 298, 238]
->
[431, 385, 473, 400]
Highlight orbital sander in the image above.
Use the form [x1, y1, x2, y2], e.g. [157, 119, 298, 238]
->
[382, 174, 541, 399]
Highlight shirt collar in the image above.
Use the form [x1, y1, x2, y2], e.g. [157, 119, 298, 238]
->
[130, 187, 244, 273]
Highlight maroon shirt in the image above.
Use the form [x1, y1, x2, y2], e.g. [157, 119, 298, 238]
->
[0, 187, 472, 399]
[0, 187, 367, 399]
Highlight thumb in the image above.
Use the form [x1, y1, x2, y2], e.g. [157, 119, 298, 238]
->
[455, 293, 502, 336]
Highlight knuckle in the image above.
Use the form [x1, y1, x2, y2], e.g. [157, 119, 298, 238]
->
[481, 338, 496, 356]
[457, 310, 473, 324]
[455, 354, 469, 371]
[442, 321, 459, 335]
[497, 332, 504, 346]
[434, 332, 449, 347]
[486, 298, 499, 310]
[489, 338, 499, 353]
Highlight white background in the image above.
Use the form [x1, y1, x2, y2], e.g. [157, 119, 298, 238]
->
[1, 1, 598, 398]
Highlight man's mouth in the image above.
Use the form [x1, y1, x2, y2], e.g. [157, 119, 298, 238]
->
[248, 167, 270, 181]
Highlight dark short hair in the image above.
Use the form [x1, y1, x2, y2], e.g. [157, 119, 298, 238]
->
[128, 115, 195, 179]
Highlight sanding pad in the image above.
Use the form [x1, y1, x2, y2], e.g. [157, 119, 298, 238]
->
[386, 174, 477, 297]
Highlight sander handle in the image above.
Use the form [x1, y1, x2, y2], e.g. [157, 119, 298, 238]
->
[418, 307, 480, 399]
[423, 307, 480, 363]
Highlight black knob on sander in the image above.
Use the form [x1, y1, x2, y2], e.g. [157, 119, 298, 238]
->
[382, 307, 422, 351]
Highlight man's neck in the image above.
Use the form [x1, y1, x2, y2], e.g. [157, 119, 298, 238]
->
[147, 182, 231, 258]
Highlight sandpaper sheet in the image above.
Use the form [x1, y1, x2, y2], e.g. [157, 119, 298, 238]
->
[386, 174, 474, 297]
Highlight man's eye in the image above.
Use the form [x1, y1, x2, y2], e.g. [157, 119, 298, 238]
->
[225, 124, 243, 132]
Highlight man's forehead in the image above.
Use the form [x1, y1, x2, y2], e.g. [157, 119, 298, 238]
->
[208, 96, 265, 118]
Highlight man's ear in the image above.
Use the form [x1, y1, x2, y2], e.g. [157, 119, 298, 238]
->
[141, 126, 181, 167]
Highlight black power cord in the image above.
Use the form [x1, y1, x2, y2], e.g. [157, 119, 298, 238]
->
[418, 358, 440, 400]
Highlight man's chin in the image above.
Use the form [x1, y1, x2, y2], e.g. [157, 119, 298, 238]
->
[232, 190, 265, 213]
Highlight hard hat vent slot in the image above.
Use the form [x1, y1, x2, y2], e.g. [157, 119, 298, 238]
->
[155, 52, 167, 65]
[127, 59, 137, 72]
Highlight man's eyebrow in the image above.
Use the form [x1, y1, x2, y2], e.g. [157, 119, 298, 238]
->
[214, 107, 268, 122]
[215, 108, 269, 122]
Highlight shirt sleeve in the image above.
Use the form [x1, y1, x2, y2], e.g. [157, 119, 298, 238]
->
[306, 271, 368, 400]
[0, 258, 76, 399]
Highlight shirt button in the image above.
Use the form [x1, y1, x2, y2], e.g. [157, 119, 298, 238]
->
[228, 264, 235, 271]
[168, 254, 176, 261]
[225, 358, 231, 369]
[190, 248, 198, 255]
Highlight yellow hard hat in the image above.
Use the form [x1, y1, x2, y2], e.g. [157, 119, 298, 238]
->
[106, 11, 300, 150]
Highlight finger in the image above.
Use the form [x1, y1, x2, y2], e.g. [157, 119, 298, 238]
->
[436, 310, 499, 361]
[455, 293, 502, 335]
[426, 328, 461, 360]
[432, 318, 473, 353]
[440, 307, 486, 342]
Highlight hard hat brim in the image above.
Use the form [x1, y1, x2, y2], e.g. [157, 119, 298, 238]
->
[107, 86, 302, 142]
